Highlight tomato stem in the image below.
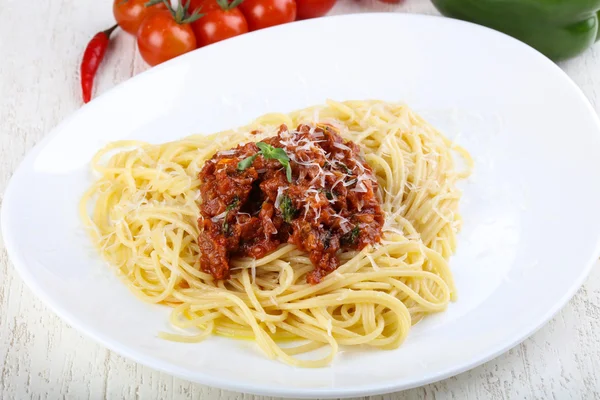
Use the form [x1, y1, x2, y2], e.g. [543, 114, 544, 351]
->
[155, 0, 204, 24]
[216, 0, 244, 10]
[144, 0, 163, 7]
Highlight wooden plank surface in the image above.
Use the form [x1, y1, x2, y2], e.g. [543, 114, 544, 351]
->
[1, 0, 599, 398]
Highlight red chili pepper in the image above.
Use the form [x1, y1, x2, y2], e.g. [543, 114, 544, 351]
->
[80, 24, 118, 104]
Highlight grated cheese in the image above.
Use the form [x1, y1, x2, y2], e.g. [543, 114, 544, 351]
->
[333, 142, 351, 151]
[211, 210, 227, 222]
[274, 186, 288, 209]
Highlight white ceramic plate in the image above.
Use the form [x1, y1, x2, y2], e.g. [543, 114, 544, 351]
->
[3, 13, 600, 398]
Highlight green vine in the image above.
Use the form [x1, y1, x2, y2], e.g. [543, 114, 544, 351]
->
[144, 0, 204, 24]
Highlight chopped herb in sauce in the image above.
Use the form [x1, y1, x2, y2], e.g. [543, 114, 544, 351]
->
[279, 195, 296, 223]
[341, 225, 360, 246]
[319, 188, 334, 200]
[221, 197, 239, 234]
[338, 161, 352, 175]
[227, 197, 239, 211]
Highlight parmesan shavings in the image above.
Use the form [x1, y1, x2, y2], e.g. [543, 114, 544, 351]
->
[211, 210, 227, 222]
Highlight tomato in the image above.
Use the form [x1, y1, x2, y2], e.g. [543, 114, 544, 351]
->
[239, 0, 296, 31]
[188, 0, 222, 13]
[192, 9, 248, 47]
[137, 10, 198, 66]
[295, 0, 336, 20]
[191, 0, 249, 47]
[113, 0, 167, 35]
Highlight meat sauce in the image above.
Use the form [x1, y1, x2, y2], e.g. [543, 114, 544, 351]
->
[197, 124, 384, 284]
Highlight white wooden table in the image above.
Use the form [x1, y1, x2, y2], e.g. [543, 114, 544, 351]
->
[1, 0, 599, 398]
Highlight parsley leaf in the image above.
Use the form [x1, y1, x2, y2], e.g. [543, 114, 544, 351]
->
[222, 197, 239, 234]
[256, 142, 287, 160]
[237, 142, 293, 182]
[318, 188, 334, 200]
[337, 161, 352, 175]
[256, 142, 293, 183]
[279, 195, 296, 223]
[281, 159, 292, 182]
[226, 197, 239, 211]
[237, 154, 258, 171]
[341, 225, 360, 246]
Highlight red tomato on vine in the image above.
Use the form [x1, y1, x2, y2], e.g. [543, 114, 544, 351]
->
[191, 0, 249, 47]
[113, 0, 168, 35]
[137, 0, 202, 66]
[295, 0, 337, 20]
[238, 0, 297, 31]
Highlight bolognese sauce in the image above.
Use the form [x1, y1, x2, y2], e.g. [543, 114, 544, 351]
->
[197, 123, 384, 284]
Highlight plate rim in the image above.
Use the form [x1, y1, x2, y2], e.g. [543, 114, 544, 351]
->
[3, 12, 600, 398]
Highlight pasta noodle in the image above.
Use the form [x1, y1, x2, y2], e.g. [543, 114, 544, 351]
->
[79, 100, 472, 367]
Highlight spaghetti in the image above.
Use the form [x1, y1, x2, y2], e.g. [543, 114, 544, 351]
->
[80, 100, 472, 367]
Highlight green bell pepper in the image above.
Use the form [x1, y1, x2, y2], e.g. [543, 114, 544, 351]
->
[432, 0, 600, 61]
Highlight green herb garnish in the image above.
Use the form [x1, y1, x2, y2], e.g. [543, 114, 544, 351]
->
[279, 195, 296, 223]
[237, 154, 258, 171]
[318, 188, 334, 200]
[338, 161, 352, 175]
[256, 142, 292, 182]
[237, 142, 293, 182]
[341, 225, 360, 246]
[221, 197, 239, 234]
[226, 198, 239, 211]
